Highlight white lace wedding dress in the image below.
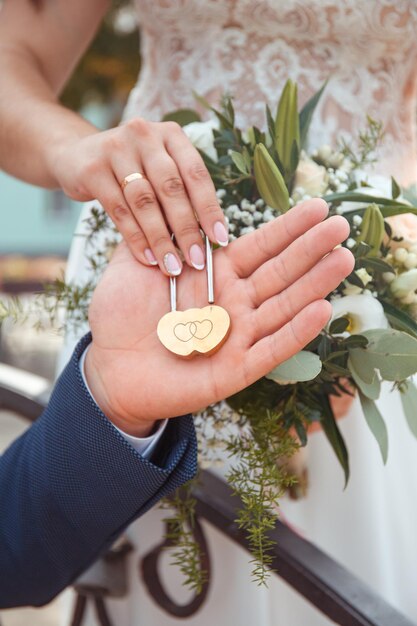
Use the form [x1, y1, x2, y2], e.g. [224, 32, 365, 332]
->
[59, 2, 417, 624]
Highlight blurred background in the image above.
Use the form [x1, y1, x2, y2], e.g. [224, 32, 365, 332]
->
[0, 2, 139, 623]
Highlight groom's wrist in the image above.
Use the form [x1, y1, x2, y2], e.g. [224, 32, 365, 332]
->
[84, 344, 156, 438]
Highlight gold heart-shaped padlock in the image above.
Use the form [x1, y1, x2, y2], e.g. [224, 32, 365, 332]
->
[157, 236, 231, 358]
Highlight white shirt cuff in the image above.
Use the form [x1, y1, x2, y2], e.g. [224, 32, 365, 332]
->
[79, 345, 168, 458]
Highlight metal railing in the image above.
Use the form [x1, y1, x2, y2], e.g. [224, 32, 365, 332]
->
[0, 362, 415, 626]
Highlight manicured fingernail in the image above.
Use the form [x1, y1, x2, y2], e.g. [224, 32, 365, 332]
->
[144, 248, 158, 265]
[214, 221, 229, 246]
[163, 252, 182, 275]
[189, 244, 205, 270]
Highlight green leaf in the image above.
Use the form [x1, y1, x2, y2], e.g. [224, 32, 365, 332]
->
[162, 108, 201, 126]
[266, 351, 322, 383]
[329, 317, 350, 334]
[348, 347, 376, 383]
[356, 257, 394, 274]
[400, 381, 417, 438]
[342, 335, 368, 349]
[192, 90, 234, 129]
[323, 192, 411, 207]
[380, 299, 417, 339]
[265, 104, 276, 145]
[320, 395, 350, 486]
[230, 150, 250, 175]
[253, 143, 290, 211]
[358, 391, 388, 464]
[299, 80, 328, 148]
[391, 176, 401, 200]
[290, 139, 300, 174]
[348, 355, 381, 400]
[362, 329, 417, 381]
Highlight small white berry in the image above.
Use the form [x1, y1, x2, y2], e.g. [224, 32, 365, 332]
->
[404, 252, 417, 269]
[382, 271, 395, 283]
[394, 247, 408, 263]
[346, 238, 356, 249]
[353, 215, 363, 226]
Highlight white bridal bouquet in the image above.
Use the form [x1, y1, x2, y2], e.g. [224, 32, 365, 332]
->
[5, 80, 417, 589]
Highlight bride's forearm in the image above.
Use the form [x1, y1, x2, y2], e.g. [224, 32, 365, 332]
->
[0, 46, 98, 188]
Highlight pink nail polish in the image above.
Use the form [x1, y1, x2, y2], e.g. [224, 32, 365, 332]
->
[163, 252, 182, 275]
[214, 221, 229, 246]
[144, 248, 158, 265]
[189, 244, 205, 270]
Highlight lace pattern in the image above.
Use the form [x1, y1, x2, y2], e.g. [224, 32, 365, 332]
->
[124, 0, 417, 184]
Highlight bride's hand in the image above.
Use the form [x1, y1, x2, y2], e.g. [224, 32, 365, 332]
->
[84, 199, 354, 437]
[51, 119, 228, 276]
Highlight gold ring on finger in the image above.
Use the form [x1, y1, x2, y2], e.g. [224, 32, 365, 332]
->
[121, 172, 147, 190]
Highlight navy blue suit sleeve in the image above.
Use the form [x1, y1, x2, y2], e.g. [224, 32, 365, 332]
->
[0, 334, 197, 608]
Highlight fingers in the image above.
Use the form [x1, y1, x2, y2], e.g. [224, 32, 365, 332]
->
[111, 158, 183, 276]
[227, 198, 329, 278]
[93, 172, 159, 267]
[106, 118, 227, 274]
[142, 148, 207, 270]
[246, 215, 350, 307]
[244, 300, 333, 386]
[164, 124, 229, 246]
[252, 247, 354, 341]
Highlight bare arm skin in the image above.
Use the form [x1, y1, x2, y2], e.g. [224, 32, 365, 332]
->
[0, 0, 108, 185]
[0, 0, 229, 276]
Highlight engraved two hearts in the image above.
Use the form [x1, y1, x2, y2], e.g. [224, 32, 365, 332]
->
[157, 305, 231, 357]
[174, 319, 213, 342]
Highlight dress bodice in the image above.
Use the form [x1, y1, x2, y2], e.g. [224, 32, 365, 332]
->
[124, 0, 417, 184]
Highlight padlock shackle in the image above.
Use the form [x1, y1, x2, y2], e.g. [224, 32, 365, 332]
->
[169, 235, 214, 312]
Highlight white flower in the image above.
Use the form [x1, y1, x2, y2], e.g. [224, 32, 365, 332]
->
[182, 118, 220, 161]
[356, 268, 372, 286]
[240, 226, 255, 235]
[293, 158, 327, 197]
[390, 269, 417, 300]
[330, 294, 389, 334]
[317, 145, 332, 162]
[240, 210, 254, 226]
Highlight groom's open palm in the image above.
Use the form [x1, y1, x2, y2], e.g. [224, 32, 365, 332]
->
[86, 199, 354, 435]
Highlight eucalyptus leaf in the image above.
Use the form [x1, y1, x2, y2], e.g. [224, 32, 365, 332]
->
[299, 80, 328, 149]
[362, 329, 417, 381]
[400, 381, 417, 439]
[329, 317, 350, 334]
[348, 356, 381, 400]
[358, 392, 388, 464]
[162, 108, 202, 126]
[342, 335, 368, 349]
[380, 300, 417, 339]
[266, 351, 322, 383]
[253, 143, 290, 211]
[348, 347, 376, 383]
